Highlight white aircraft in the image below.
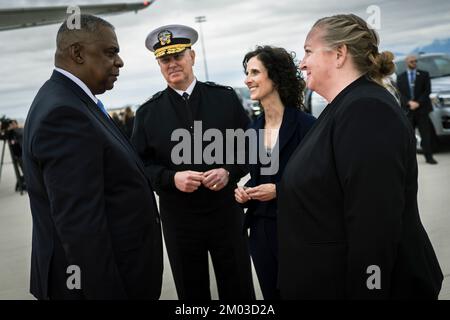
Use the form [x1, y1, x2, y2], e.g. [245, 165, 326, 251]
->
[0, 1, 154, 31]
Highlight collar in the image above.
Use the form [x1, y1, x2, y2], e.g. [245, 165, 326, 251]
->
[54, 67, 98, 104]
[171, 78, 197, 97]
[329, 74, 368, 107]
[252, 106, 299, 154]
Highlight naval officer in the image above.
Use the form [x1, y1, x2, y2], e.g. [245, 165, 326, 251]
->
[132, 24, 255, 300]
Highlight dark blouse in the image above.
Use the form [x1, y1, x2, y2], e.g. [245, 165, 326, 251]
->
[244, 106, 315, 219]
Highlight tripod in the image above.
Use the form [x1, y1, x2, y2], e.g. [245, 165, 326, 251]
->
[0, 137, 26, 194]
[0, 139, 6, 182]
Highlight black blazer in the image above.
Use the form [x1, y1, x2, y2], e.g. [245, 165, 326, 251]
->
[397, 69, 432, 114]
[132, 81, 250, 213]
[278, 76, 443, 299]
[244, 107, 315, 221]
[23, 71, 163, 300]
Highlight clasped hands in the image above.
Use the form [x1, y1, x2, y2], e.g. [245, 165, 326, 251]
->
[408, 100, 420, 110]
[234, 184, 276, 203]
[174, 168, 229, 193]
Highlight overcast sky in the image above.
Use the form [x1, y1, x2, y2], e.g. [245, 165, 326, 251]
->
[1, 0, 449, 119]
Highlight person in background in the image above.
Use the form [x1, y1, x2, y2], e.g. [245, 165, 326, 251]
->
[110, 111, 124, 131]
[278, 14, 443, 299]
[397, 54, 437, 164]
[235, 45, 315, 300]
[123, 106, 135, 138]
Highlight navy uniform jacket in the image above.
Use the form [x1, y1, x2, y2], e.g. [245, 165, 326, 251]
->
[132, 81, 250, 213]
[23, 71, 163, 300]
[243, 107, 315, 221]
[278, 76, 443, 299]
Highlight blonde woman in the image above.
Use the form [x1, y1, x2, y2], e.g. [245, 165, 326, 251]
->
[278, 14, 443, 299]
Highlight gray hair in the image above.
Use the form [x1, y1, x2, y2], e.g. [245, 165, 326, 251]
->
[56, 14, 114, 49]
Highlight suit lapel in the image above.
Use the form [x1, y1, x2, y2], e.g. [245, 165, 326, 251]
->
[85, 98, 148, 177]
[400, 72, 408, 91]
[399, 72, 413, 99]
[278, 107, 297, 154]
[50, 71, 147, 177]
[166, 86, 195, 130]
[252, 108, 296, 174]
[254, 108, 297, 155]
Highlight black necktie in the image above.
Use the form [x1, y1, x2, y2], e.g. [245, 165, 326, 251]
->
[182, 92, 194, 131]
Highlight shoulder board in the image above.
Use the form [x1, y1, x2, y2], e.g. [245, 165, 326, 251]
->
[142, 90, 164, 105]
[204, 81, 233, 91]
[136, 91, 164, 113]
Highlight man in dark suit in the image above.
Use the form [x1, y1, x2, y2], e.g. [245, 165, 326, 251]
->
[22, 15, 163, 300]
[132, 25, 255, 300]
[397, 54, 437, 164]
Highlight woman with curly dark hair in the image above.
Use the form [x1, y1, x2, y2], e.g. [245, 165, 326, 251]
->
[235, 45, 315, 300]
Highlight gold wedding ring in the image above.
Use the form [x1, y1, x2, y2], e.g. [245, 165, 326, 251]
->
[212, 184, 217, 189]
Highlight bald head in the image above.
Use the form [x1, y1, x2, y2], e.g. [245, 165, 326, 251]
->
[406, 54, 418, 70]
[55, 14, 114, 65]
[54, 14, 123, 95]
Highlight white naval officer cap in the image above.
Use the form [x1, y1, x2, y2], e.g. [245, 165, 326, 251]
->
[145, 24, 198, 58]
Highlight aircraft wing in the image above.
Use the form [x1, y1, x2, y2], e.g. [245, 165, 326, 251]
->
[0, 1, 154, 31]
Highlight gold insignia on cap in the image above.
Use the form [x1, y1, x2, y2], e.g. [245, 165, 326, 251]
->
[158, 30, 172, 46]
[154, 44, 192, 58]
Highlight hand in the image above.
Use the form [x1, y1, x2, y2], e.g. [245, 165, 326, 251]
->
[174, 171, 204, 193]
[235, 186, 251, 204]
[245, 184, 277, 201]
[408, 100, 420, 110]
[202, 168, 229, 191]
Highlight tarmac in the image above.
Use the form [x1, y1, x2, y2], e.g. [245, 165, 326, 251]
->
[0, 145, 449, 300]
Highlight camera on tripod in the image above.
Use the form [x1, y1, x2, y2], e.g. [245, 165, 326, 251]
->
[0, 115, 26, 194]
[0, 115, 14, 139]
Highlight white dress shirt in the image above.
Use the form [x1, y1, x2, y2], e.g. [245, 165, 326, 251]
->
[54, 67, 98, 104]
[172, 78, 197, 97]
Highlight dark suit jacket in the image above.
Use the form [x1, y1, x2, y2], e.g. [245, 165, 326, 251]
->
[23, 71, 163, 300]
[278, 76, 443, 299]
[397, 69, 432, 114]
[132, 81, 250, 214]
[244, 107, 315, 221]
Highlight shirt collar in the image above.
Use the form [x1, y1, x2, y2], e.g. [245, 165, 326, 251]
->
[172, 78, 197, 97]
[54, 67, 98, 104]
